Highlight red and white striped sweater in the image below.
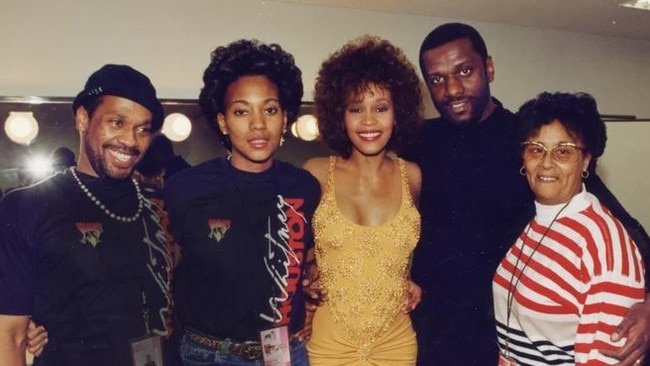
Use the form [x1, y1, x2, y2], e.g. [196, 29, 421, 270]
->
[493, 188, 645, 365]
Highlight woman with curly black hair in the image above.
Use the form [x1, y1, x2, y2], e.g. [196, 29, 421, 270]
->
[303, 35, 423, 365]
[164, 39, 320, 366]
[493, 92, 646, 365]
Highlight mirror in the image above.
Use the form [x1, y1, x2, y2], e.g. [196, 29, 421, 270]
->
[0, 97, 332, 193]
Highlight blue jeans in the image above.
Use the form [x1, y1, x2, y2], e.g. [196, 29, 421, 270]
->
[180, 334, 309, 366]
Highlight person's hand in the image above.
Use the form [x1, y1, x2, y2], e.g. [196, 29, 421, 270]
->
[27, 319, 48, 357]
[600, 299, 650, 366]
[402, 280, 422, 314]
[302, 261, 327, 311]
[293, 305, 316, 342]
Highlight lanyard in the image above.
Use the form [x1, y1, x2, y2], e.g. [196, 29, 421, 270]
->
[142, 291, 151, 335]
[503, 197, 572, 358]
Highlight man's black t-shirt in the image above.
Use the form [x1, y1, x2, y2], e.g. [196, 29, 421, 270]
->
[164, 159, 320, 342]
[0, 170, 172, 366]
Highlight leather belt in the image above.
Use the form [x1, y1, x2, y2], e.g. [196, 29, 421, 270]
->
[184, 328, 263, 360]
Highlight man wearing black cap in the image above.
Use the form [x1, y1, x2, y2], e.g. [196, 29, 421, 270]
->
[0, 64, 173, 366]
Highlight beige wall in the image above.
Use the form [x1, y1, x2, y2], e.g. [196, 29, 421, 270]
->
[2, 0, 650, 227]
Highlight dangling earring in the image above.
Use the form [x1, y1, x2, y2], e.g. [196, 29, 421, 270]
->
[519, 166, 526, 176]
[581, 170, 589, 179]
[221, 130, 231, 161]
[280, 128, 287, 147]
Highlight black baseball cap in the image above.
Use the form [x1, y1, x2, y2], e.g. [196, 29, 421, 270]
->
[72, 64, 164, 131]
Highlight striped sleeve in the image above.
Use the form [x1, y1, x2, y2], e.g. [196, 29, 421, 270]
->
[564, 204, 646, 365]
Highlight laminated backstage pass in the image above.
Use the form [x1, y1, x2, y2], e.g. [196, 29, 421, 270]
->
[131, 334, 164, 366]
[260, 325, 291, 366]
[498, 353, 517, 366]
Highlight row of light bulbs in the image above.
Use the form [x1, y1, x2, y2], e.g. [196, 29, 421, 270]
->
[4, 111, 321, 145]
[3, 111, 194, 145]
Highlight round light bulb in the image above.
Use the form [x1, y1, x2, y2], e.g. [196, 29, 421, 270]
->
[162, 113, 192, 142]
[27, 155, 53, 178]
[290, 121, 299, 138]
[4, 111, 39, 145]
[295, 114, 319, 141]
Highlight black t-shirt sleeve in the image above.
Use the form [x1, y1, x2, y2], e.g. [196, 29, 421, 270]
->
[162, 182, 182, 247]
[163, 167, 199, 248]
[0, 191, 37, 314]
[303, 172, 321, 254]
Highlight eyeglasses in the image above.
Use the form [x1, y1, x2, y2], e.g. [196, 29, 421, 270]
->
[521, 141, 585, 163]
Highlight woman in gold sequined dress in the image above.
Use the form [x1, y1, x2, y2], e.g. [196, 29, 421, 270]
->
[303, 35, 423, 365]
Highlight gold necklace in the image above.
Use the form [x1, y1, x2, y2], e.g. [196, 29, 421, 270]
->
[70, 167, 144, 223]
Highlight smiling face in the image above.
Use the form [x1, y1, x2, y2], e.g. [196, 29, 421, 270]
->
[523, 120, 592, 205]
[421, 38, 495, 124]
[217, 75, 287, 173]
[344, 83, 395, 158]
[75, 95, 153, 179]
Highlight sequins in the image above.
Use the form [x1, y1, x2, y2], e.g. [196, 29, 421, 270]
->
[312, 156, 420, 348]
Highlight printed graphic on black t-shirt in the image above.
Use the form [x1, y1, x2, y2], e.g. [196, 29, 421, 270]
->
[0, 171, 173, 366]
[76, 222, 103, 247]
[260, 195, 306, 325]
[165, 159, 320, 341]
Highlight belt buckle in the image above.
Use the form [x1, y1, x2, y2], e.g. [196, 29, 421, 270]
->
[241, 342, 261, 361]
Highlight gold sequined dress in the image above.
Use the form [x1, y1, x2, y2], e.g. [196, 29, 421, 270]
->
[307, 157, 420, 365]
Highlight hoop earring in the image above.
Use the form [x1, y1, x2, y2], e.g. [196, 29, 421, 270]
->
[519, 166, 526, 176]
[581, 170, 589, 179]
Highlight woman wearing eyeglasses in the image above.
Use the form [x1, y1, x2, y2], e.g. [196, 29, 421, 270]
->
[492, 92, 646, 365]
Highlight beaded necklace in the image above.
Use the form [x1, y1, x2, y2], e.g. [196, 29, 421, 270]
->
[70, 167, 144, 223]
